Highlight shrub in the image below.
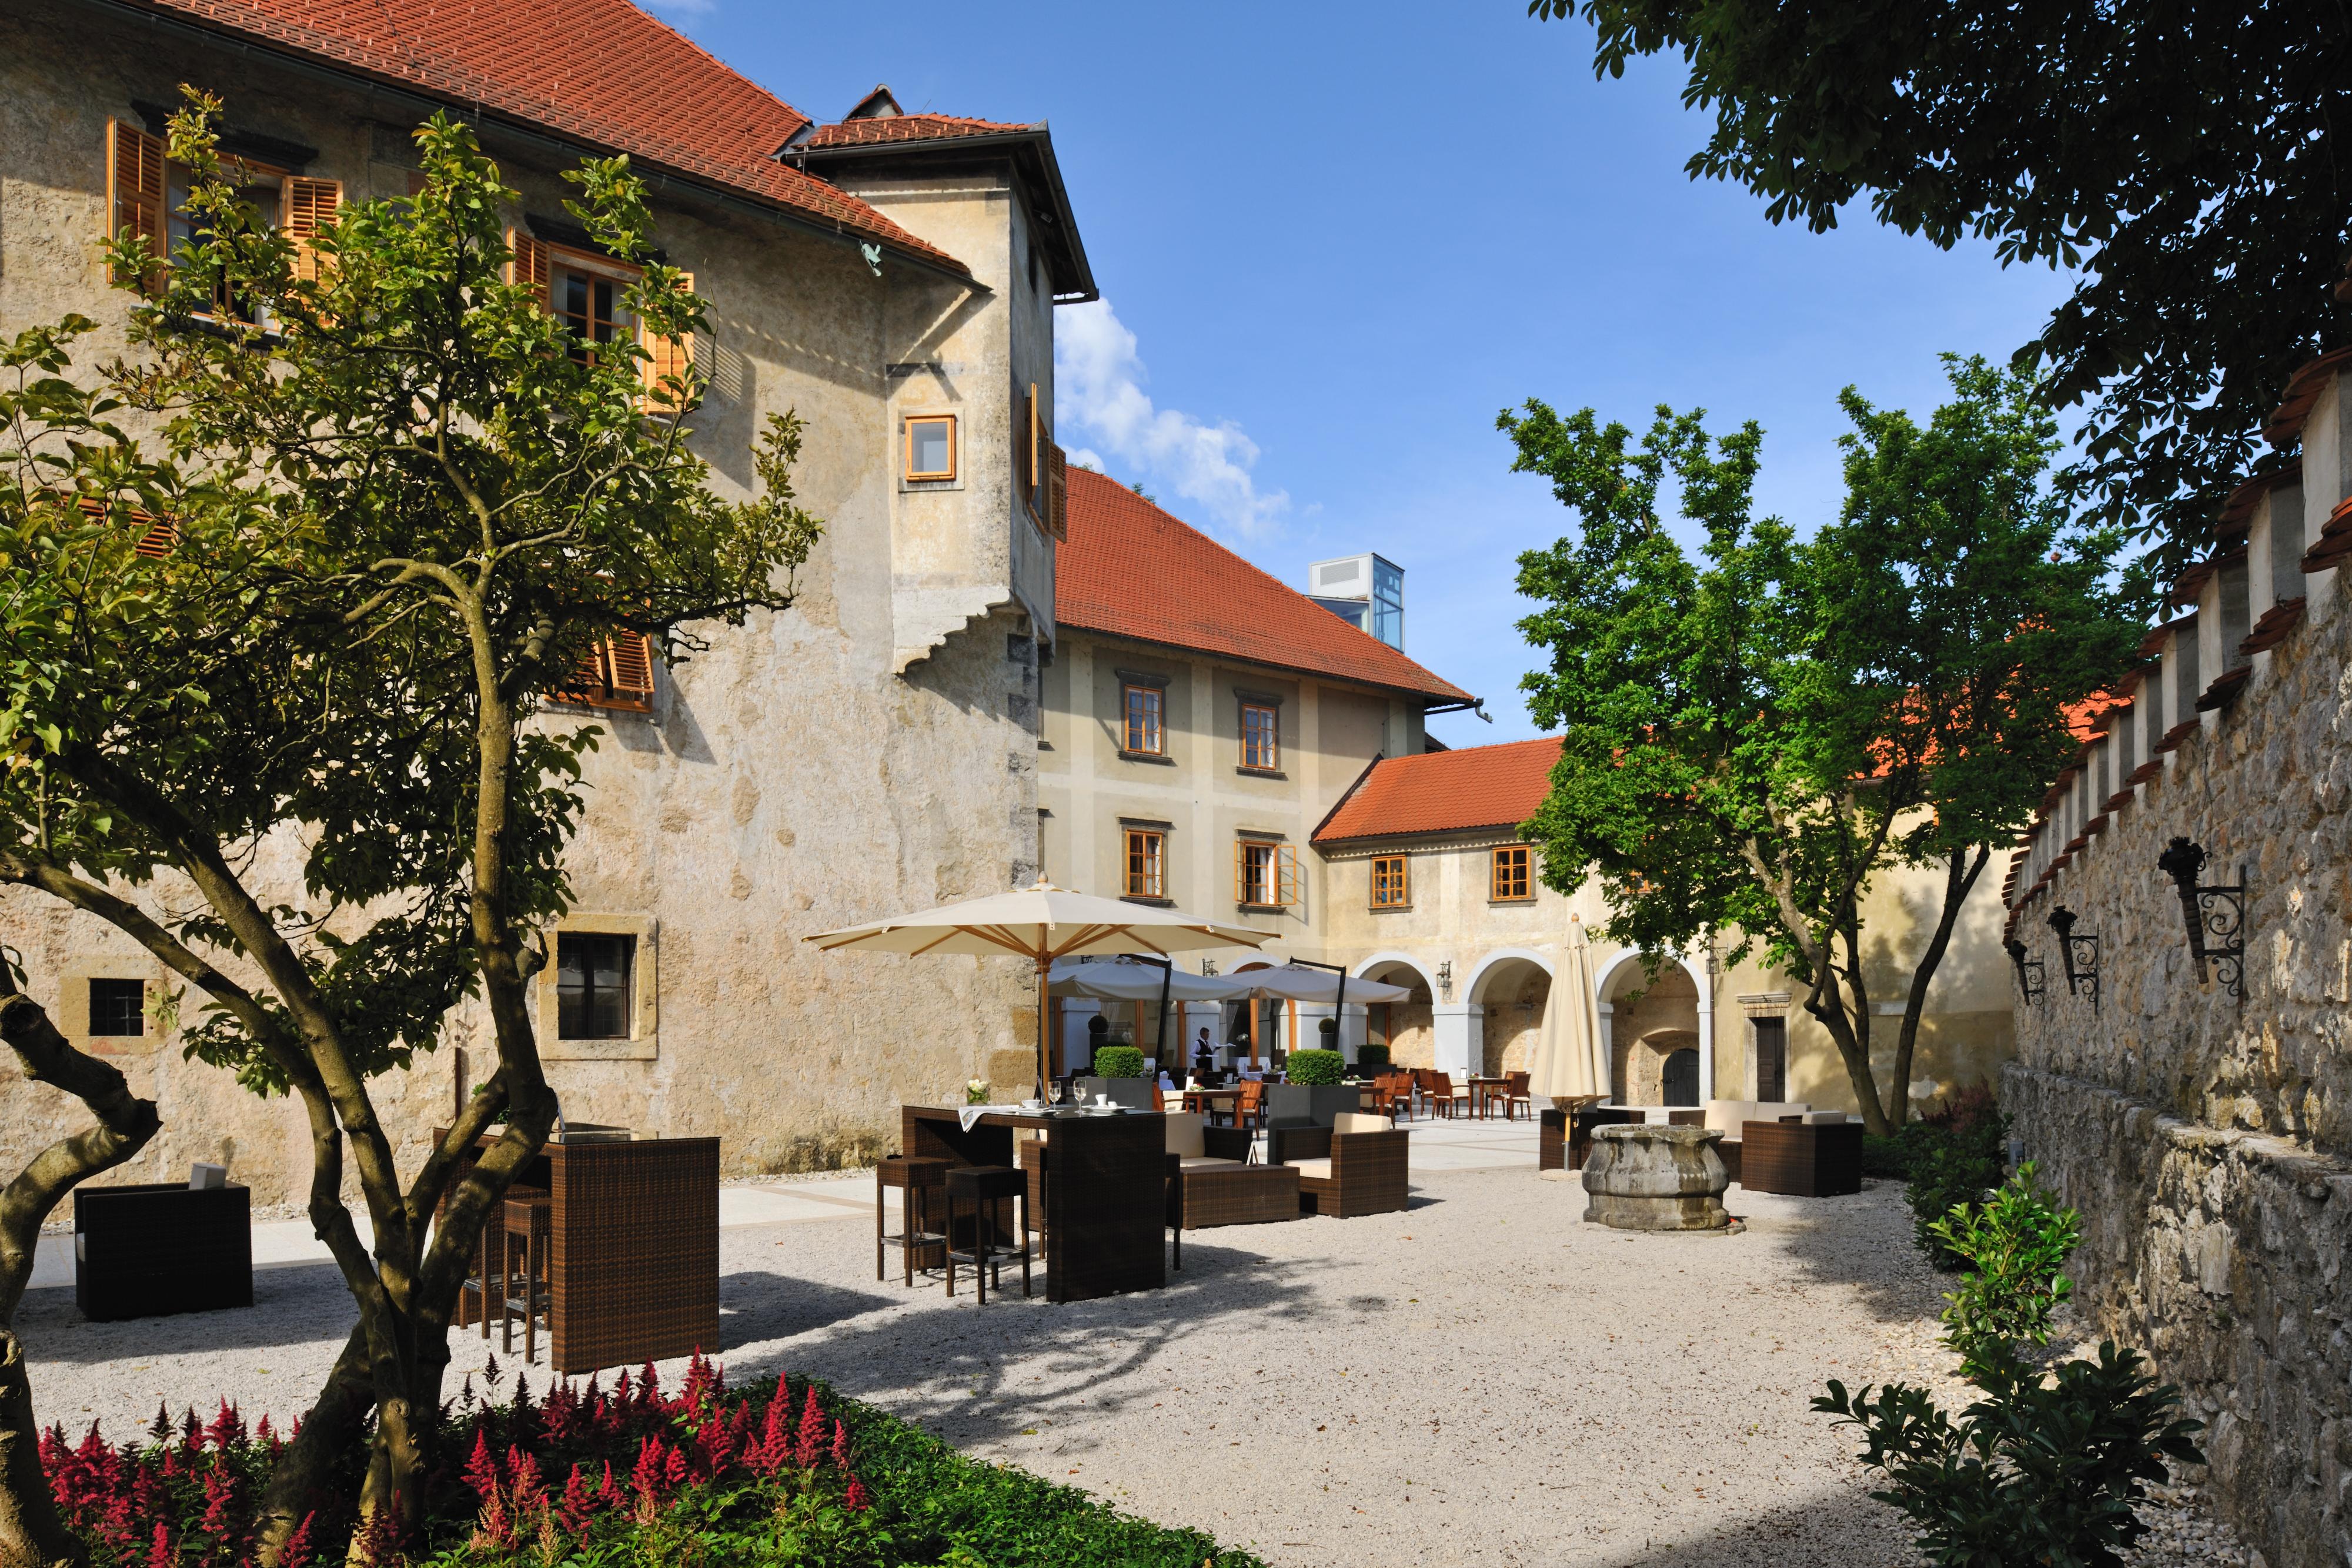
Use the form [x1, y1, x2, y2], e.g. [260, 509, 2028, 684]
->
[1355, 1042, 1391, 1072]
[42, 1353, 1264, 1568]
[1929, 1164, 2081, 1372]
[1285, 1049, 1345, 1085]
[1903, 1088, 2011, 1271]
[1091, 1045, 1145, 1080]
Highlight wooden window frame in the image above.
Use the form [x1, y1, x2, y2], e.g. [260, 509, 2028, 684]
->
[508, 232, 691, 411]
[1123, 828, 1166, 900]
[1122, 683, 1165, 756]
[1240, 702, 1279, 771]
[904, 414, 958, 482]
[555, 930, 636, 1041]
[1234, 840, 1299, 910]
[1369, 854, 1410, 910]
[1490, 844, 1533, 902]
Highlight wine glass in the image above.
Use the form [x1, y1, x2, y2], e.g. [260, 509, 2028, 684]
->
[1047, 1079, 1065, 1108]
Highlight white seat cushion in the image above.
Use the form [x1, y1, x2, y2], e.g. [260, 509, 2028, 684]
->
[1285, 1158, 1333, 1181]
[1334, 1112, 1392, 1135]
[1802, 1111, 1853, 1125]
[1164, 1113, 1207, 1159]
[1177, 1155, 1246, 1172]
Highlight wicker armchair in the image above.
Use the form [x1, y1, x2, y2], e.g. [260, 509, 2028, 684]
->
[1273, 1112, 1409, 1218]
[1164, 1112, 1298, 1228]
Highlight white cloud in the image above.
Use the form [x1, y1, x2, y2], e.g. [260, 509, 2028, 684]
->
[1054, 298, 1288, 536]
[642, 0, 713, 15]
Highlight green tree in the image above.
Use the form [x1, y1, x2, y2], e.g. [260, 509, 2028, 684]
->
[1528, 0, 2352, 606]
[0, 93, 820, 1554]
[1504, 356, 2132, 1133]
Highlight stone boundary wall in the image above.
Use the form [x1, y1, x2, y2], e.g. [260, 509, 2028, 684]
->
[2006, 356, 2352, 1567]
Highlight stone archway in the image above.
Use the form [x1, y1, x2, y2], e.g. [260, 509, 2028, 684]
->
[1602, 957, 1701, 1105]
[1467, 954, 1552, 1078]
[1357, 956, 1437, 1069]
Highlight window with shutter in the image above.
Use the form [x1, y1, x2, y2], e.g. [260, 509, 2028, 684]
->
[1235, 840, 1298, 910]
[507, 229, 552, 307]
[549, 631, 658, 713]
[106, 119, 167, 289]
[76, 497, 178, 558]
[281, 178, 341, 283]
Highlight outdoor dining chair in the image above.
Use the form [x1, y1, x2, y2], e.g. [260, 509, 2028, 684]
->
[1428, 1071, 1472, 1119]
[1496, 1071, 1533, 1121]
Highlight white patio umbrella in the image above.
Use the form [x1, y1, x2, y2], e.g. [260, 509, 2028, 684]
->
[1050, 957, 1251, 1067]
[805, 881, 1274, 1094]
[1531, 915, 1610, 1105]
[1225, 962, 1411, 1066]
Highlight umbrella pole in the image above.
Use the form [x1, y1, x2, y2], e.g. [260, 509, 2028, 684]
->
[1035, 955, 1051, 1101]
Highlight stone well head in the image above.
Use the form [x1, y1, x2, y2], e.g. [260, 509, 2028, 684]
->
[1581, 1124, 1731, 1232]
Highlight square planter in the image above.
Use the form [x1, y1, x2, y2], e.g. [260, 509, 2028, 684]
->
[1074, 1075, 1154, 1109]
[75, 1182, 253, 1323]
[1264, 1083, 1359, 1128]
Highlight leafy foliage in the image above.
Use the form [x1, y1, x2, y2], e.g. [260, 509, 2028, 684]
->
[1528, 0, 2352, 612]
[1906, 1095, 2013, 1273]
[1089, 1046, 1145, 1081]
[1284, 1048, 1345, 1086]
[1931, 1165, 2082, 1373]
[1503, 358, 2133, 1133]
[1815, 1160, 2199, 1566]
[1354, 1043, 1391, 1072]
[39, 1356, 1261, 1568]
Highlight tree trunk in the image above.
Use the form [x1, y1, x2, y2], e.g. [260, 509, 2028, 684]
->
[0, 990, 162, 1567]
[1886, 846, 1993, 1131]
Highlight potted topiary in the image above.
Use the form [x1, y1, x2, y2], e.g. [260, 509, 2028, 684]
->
[1077, 1044, 1152, 1109]
[1357, 1042, 1391, 1074]
[1267, 1048, 1356, 1127]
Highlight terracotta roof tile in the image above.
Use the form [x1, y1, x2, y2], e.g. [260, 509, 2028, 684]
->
[2265, 346, 2352, 448]
[124, 0, 967, 272]
[804, 113, 1033, 148]
[1312, 737, 1561, 845]
[1057, 467, 1474, 706]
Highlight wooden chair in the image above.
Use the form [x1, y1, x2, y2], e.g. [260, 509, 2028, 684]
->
[1231, 1078, 1266, 1132]
[1496, 1071, 1533, 1122]
[1429, 1071, 1472, 1119]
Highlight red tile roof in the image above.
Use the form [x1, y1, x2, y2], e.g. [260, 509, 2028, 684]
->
[1057, 467, 1474, 707]
[804, 113, 1034, 149]
[1313, 738, 1562, 844]
[122, 0, 966, 272]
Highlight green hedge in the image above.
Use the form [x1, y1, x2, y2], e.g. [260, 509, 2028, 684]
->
[1091, 1045, 1145, 1079]
[1355, 1042, 1391, 1072]
[1286, 1048, 1345, 1085]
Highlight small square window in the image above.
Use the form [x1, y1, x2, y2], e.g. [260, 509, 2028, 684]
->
[88, 978, 145, 1037]
[557, 932, 636, 1040]
[1371, 855, 1409, 908]
[1241, 703, 1278, 770]
[906, 415, 957, 482]
[1491, 845, 1532, 902]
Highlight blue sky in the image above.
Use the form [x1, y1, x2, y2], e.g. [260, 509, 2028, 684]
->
[652, 0, 2075, 746]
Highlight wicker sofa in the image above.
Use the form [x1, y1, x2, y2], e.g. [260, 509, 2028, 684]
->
[1269, 1112, 1409, 1218]
[1695, 1099, 1810, 1185]
[1740, 1112, 1864, 1196]
[1164, 1113, 1299, 1228]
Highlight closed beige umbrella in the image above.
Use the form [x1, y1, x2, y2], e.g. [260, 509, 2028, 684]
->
[806, 881, 1275, 1095]
[1531, 915, 1609, 1105]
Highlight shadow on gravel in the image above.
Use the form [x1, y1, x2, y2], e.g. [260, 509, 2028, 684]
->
[16, 1261, 356, 1361]
[1739, 1179, 1947, 1329]
[717, 1272, 901, 1345]
[1588, 1489, 1912, 1567]
[715, 1236, 1325, 1452]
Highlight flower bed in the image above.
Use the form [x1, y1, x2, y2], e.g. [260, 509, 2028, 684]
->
[41, 1354, 1263, 1567]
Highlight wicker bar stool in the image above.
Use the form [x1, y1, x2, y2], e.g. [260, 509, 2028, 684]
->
[876, 1155, 949, 1285]
[459, 1183, 544, 1339]
[500, 1188, 554, 1363]
[943, 1165, 1029, 1304]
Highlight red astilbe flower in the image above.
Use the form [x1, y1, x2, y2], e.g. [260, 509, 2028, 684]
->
[148, 1403, 172, 1442]
[507, 1446, 546, 1519]
[539, 1378, 580, 1443]
[831, 1417, 852, 1472]
[351, 1497, 405, 1567]
[748, 1384, 791, 1477]
[596, 1459, 624, 1512]
[463, 1430, 513, 1549]
[557, 1464, 596, 1538]
[662, 1445, 689, 1492]
[202, 1398, 245, 1450]
[610, 1369, 633, 1410]
[278, 1511, 319, 1568]
[630, 1435, 668, 1507]
[178, 1407, 202, 1453]
[462, 1431, 503, 1503]
[792, 1385, 826, 1469]
[636, 1361, 660, 1411]
[145, 1521, 173, 1568]
[197, 1463, 240, 1553]
[845, 1476, 872, 1512]
[681, 1349, 715, 1418]
[482, 1350, 502, 1392]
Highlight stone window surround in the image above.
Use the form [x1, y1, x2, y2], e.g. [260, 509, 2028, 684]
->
[51, 963, 165, 1057]
[1115, 668, 1171, 760]
[536, 912, 659, 1062]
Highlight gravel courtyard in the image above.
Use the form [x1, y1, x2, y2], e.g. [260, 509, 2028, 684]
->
[19, 1148, 2239, 1567]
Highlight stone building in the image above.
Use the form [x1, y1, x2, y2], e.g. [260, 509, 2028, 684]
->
[2003, 349, 2352, 1568]
[0, 0, 1093, 1201]
[1044, 473, 2017, 1115]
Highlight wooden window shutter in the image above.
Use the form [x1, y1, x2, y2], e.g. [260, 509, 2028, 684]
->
[1278, 845, 1300, 908]
[506, 228, 550, 308]
[640, 272, 694, 412]
[1047, 440, 1068, 540]
[106, 119, 166, 288]
[281, 178, 342, 283]
[604, 631, 657, 708]
[1232, 840, 1245, 904]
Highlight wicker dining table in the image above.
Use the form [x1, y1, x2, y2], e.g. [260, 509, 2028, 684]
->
[903, 1105, 1165, 1303]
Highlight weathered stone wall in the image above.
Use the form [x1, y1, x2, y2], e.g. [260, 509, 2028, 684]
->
[2007, 504, 2352, 1565]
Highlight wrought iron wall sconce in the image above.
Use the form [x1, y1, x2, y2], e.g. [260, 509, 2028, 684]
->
[2156, 837, 2246, 1000]
[2003, 938, 2046, 1006]
[1435, 959, 1454, 1001]
[2046, 906, 2100, 1013]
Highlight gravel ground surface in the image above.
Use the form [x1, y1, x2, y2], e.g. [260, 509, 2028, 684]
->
[20, 1164, 2241, 1567]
